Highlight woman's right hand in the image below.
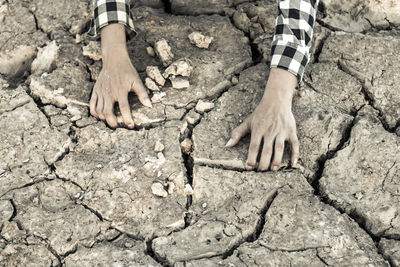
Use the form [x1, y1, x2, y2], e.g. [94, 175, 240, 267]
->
[89, 24, 152, 129]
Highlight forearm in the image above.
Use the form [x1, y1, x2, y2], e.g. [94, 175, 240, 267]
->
[100, 24, 129, 64]
[263, 68, 297, 105]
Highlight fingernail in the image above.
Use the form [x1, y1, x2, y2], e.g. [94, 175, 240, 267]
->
[144, 99, 153, 108]
[246, 161, 253, 170]
[225, 138, 234, 147]
[272, 165, 279, 172]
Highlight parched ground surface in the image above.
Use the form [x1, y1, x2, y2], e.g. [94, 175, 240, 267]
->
[1, 0, 400, 266]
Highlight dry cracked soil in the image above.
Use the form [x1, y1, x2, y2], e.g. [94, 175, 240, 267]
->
[0, 0, 400, 266]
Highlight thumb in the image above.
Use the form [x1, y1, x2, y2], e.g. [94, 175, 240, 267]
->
[226, 119, 250, 147]
[131, 79, 152, 108]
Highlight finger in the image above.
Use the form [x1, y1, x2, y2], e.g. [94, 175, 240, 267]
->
[290, 134, 300, 168]
[96, 95, 105, 120]
[271, 135, 286, 171]
[103, 98, 118, 128]
[226, 119, 250, 147]
[131, 79, 152, 108]
[118, 95, 134, 128]
[90, 92, 98, 118]
[246, 132, 262, 170]
[258, 137, 274, 172]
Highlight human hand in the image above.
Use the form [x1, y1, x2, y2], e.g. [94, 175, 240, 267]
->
[226, 68, 299, 171]
[89, 24, 152, 128]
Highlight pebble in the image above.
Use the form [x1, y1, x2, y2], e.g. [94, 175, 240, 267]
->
[195, 100, 215, 113]
[184, 184, 194, 195]
[82, 41, 101, 61]
[170, 76, 190, 89]
[146, 46, 155, 57]
[31, 41, 59, 74]
[146, 66, 165, 86]
[167, 181, 175, 194]
[154, 140, 165, 152]
[151, 182, 168, 198]
[145, 77, 160, 91]
[180, 138, 192, 155]
[188, 32, 214, 49]
[151, 92, 166, 103]
[164, 59, 193, 78]
[154, 39, 174, 66]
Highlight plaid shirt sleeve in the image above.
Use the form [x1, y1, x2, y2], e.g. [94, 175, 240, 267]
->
[270, 0, 319, 83]
[88, 0, 136, 38]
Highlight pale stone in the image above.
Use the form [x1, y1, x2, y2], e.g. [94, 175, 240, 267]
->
[185, 109, 201, 125]
[154, 140, 165, 152]
[82, 41, 101, 61]
[145, 77, 160, 91]
[0, 45, 36, 77]
[195, 100, 214, 113]
[151, 92, 166, 103]
[170, 76, 190, 89]
[152, 183, 168, 198]
[146, 66, 166, 86]
[163, 58, 193, 78]
[31, 40, 59, 75]
[146, 46, 155, 57]
[184, 184, 194, 195]
[188, 32, 213, 49]
[180, 138, 192, 155]
[154, 39, 174, 66]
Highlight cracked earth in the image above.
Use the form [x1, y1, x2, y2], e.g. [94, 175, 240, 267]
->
[0, 0, 399, 266]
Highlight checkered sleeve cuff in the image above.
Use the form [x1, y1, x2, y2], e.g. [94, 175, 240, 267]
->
[88, 0, 136, 39]
[270, 0, 319, 83]
[270, 40, 309, 82]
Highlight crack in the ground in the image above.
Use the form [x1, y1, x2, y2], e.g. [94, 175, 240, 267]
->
[221, 190, 279, 259]
[337, 60, 398, 133]
[307, 107, 390, 263]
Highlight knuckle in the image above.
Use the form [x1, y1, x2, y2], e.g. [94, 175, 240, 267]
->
[263, 146, 273, 155]
[249, 143, 259, 152]
[275, 142, 284, 150]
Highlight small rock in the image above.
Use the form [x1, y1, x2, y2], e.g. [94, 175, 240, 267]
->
[0, 45, 37, 77]
[231, 76, 239, 85]
[232, 11, 251, 33]
[170, 77, 190, 89]
[163, 59, 193, 78]
[195, 100, 215, 113]
[167, 181, 175, 194]
[188, 32, 214, 49]
[151, 182, 168, 198]
[154, 140, 165, 152]
[354, 192, 363, 200]
[185, 109, 201, 125]
[154, 39, 174, 66]
[146, 46, 155, 57]
[31, 41, 59, 75]
[184, 184, 194, 195]
[146, 66, 165, 86]
[82, 41, 102, 61]
[202, 203, 207, 209]
[151, 92, 166, 103]
[145, 77, 160, 91]
[180, 138, 192, 155]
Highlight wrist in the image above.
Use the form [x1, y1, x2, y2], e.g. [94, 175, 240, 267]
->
[263, 68, 297, 103]
[100, 24, 128, 63]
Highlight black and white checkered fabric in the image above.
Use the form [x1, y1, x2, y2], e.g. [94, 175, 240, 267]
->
[88, 0, 136, 38]
[270, 0, 319, 82]
[89, 0, 318, 82]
